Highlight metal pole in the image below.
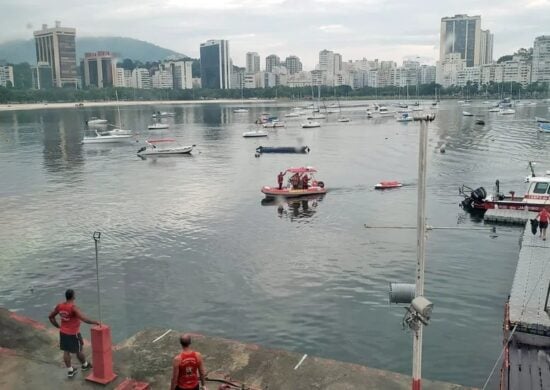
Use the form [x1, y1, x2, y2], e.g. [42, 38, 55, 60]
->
[412, 117, 429, 390]
[93, 231, 102, 325]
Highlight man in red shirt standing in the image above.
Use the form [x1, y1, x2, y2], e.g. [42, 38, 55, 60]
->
[171, 334, 207, 390]
[538, 207, 550, 240]
[277, 171, 285, 190]
[48, 289, 99, 377]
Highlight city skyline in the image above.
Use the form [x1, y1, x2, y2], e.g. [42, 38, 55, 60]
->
[2, 1, 550, 69]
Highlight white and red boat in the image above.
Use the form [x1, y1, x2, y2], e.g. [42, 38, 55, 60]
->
[460, 167, 550, 212]
[261, 167, 326, 198]
[375, 181, 403, 189]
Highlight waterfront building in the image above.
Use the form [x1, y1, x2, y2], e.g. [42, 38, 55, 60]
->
[440, 14, 482, 67]
[436, 53, 466, 88]
[265, 54, 280, 73]
[152, 68, 173, 89]
[132, 68, 151, 89]
[480, 29, 494, 64]
[0, 65, 14, 87]
[287, 71, 312, 88]
[31, 62, 53, 89]
[114, 68, 133, 88]
[419, 65, 436, 84]
[246, 52, 260, 73]
[82, 51, 116, 88]
[532, 35, 550, 83]
[244, 72, 259, 89]
[456, 66, 481, 87]
[480, 63, 504, 85]
[200, 39, 231, 89]
[501, 59, 532, 86]
[311, 69, 325, 86]
[167, 60, 193, 89]
[284, 55, 303, 75]
[231, 66, 245, 89]
[33, 21, 78, 88]
[260, 71, 277, 88]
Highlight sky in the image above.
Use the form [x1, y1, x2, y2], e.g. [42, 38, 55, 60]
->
[2, 0, 550, 69]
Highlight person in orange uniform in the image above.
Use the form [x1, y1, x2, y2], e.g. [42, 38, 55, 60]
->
[537, 207, 550, 240]
[48, 289, 99, 377]
[277, 171, 285, 190]
[302, 174, 309, 190]
[171, 334, 207, 390]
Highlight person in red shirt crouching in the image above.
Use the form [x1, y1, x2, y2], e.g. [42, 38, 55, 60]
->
[171, 334, 207, 390]
[48, 289, 99, 377]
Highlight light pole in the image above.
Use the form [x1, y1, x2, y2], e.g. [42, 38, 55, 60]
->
[93, 231, 102, 325]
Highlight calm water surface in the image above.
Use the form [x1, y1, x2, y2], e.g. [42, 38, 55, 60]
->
[2, 100, 550, 387]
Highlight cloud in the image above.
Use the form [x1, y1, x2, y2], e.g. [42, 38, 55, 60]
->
[318, 25, 351, 34]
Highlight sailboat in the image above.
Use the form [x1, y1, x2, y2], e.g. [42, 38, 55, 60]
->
[107, 90, 133, 135]
[307, 85, 326, 119]
[234, 83, 248, 113]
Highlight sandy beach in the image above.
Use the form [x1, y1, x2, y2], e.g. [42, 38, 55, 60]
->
[0, 99, 277, 112]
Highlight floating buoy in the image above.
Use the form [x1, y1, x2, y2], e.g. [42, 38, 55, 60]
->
[440, 144, 446, 153]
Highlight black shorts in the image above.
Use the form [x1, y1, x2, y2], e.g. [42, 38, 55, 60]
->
[60, 332, 83, 353]
[175, 386, 199, 390]
[540, 221, 548, 229]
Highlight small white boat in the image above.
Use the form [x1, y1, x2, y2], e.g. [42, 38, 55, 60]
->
[327, 108, 340, 114]
[243, 130, 268, 138]
[151, 112, 175, 118]
[262, 121, 285, 128]
[148, 123, 169, 130]
[233, 108, 249, 113]
[535, 117, 549, 123]
[137, 139, 194, 156]
[337, 117, 351, 122]
[301, 121, 321, 128]
[396, 113, 413, 122]
[412, 107, 423, 112]
[376, 106, 394, 116]
[499, 108, 515, 115]
[306, 113, 326, 120]
[462, 111, 474, 116]
[488, 107, 500, 112]
[104, 128, 133, 136]
[284, 112, 301, 118]
[82, 130, 133, 144]
[86, 117, 108, 125]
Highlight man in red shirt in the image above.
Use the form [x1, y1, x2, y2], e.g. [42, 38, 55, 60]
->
[538, 207, 550, 240]
[48, 289, 99, 377]
[171, 334, 207, 390]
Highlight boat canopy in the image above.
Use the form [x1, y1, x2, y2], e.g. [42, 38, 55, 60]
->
[147, 138, 176, 143]
[286, 167, 317, 174]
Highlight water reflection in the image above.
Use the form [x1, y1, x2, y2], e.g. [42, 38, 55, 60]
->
[261, 195, 324, 221]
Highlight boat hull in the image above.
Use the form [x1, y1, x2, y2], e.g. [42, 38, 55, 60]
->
[256, 146, 309, 154]
[82, 135, 133, 144]
[261, 186, 326, 198]
[138, 147, 193, 156]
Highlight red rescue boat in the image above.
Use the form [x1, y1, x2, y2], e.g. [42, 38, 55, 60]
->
[261, 167, 327, 198]
[375, 180, 403, 189]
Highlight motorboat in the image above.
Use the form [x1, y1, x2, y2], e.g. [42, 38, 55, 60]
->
[261, 166, 326, 198]
[337, 117, 351, 122]
[255, 146, 310, 154]
[104, 128, 133, 136]
[475, 119, 485, 125]
[499, 108, 515, 115]
[306, 113, 326, 120]
[412, 107, 424, 112]
[396, 113, 413, 122]
[86, 117, 108, 125]
[137, 139, 194, 156]
[327, 108, 340, 114]
[374, 181, 403, 190]
[462, 111, 474, 117]
[82, 130, 133, 144]
[535, 117, 550, 123]
[488, 107, 500, 112]
[151, 112, 175, 118]
[233, 108, 249, 113]
[301, 121, 321, 128]
[243, 130, 268, 137]
[284, 112, 301, 118]
[262, 121, 285, 128]
[376, 106, 394, 117]
[460, 162, 550, 212]
[538, 123, 550, 133]
[148, 123, 169, 130]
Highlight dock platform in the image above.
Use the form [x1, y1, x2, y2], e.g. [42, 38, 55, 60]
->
[484, 209, 537, 224]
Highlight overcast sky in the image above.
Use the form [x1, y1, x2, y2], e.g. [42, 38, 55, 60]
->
[2, 0, 550, 69]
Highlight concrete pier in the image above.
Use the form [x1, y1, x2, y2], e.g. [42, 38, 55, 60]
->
[0, 308, 475, 389]
[484, 209, 537, 225]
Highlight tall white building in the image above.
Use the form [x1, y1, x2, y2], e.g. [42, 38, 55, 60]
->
[152, 68, 173, 89]
[420, 65, 436, 84]
[284, 55, 303, 75]
[82, 51, 116, 88]
[114, 68, 133, 88]
[132, 68, 151, 89]
[480, 29, 494, 64]
[0, 65, 14, 87]
[167, 61, 193, 89]
[265, 54, 280, 73]
[440, 14, 482, 67]
[436, 53, 466, 87]
[246, 52, 260, 73]
[532, 35, 550, 83]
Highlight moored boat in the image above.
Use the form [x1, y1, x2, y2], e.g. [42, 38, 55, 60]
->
[261, 167, 326, 198]
[337, 117, 351, 122]
[462, 111, 474, 116]
[82, 129, 133, 144]
[499, 108, 516, 115]
[396, 113, 413, 122]
[262, 120, 285, 128]
[137, 139, 194, 156]
[243, 130, 268, 137]
[151, 111, 175, 118]
[535, 116, 550, 123]
[148, 123, 170, 130]
[255, 146, 310, 154]
[374, 181, 403, 189]
[538, 123, 550, 133]
[301, 120, 321, 128]
[86, 117, 108, 125]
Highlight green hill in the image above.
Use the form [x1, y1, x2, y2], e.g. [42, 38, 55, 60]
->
[0, 36, 187, 64]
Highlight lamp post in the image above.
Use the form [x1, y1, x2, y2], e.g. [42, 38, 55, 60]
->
[93, 231, 102, 325]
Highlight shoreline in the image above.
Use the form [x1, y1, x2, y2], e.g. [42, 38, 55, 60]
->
[0, 99, 278, 112]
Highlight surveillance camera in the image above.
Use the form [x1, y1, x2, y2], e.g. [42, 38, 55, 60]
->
[411, 296, 433, 319]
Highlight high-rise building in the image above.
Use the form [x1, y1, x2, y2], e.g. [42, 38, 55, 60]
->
[167, 60, 193, 89]
[419, 65, 437, 84]
[114, 68, 133, 88]
[82, 51, 116, 88]
[284, 55, 303, 75]
[246, 52, 260, 73]
[532, 35, 550, 83]
[0, 65, 14, 87]
[132, 68, 152, 89]
[265, 54, 280, 73]
[33, 21, 78, 88]
[319, 50, 334, 74]
[440, 14, 482, 67]
[31, 62, 53, 89]
[200, 40, 231, 89]
[480, 29, 494, 64]
[436, 53, 466, 87]
[152, 68, 173, 89]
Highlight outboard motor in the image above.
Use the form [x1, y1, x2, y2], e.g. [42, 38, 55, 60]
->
[470, 187, 487, 202]
[137, 146, 146, 154]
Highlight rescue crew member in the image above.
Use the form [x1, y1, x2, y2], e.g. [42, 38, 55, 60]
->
[302, 174, 309, 190]
[277, 171, 285, 190]
[171, 334, 207, 390]
[290, 173, 300, 189]
[537, 207, 550, 241]
[48, 289, 99, 378]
